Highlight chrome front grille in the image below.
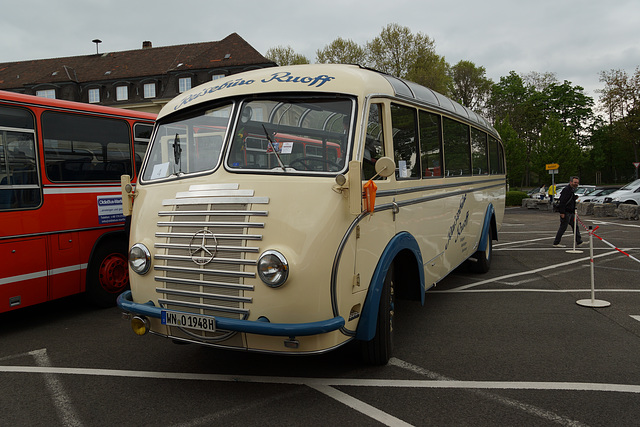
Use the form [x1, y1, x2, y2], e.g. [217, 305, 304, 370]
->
[154, 183, 268, 341]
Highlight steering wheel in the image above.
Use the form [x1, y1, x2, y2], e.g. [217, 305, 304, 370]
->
[289, 156, 342, 172]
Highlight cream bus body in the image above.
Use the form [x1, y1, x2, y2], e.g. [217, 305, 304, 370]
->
[118, 64, 506, 364]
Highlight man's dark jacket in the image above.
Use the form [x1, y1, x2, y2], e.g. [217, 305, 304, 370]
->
[557, 185, 577, 215]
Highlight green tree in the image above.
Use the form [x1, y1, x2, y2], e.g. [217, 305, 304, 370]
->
[489, 71, 594, 187]
[489, 72, 540, 186]
[598, 68, 640, 164]
[522, 71, 558, 92]
[449, 60, 493, 112]
[542, 81, 594, 146]
[494, 117, 526, 187]
[316, 37, 367, 65]
[533, 117, 581, 183]
[366, 23, 441, 79]
[586, 120, 620, 183]
[265, 45, 310, 66]
[406, 53, 451, 95]
[598, 68, 640, 123]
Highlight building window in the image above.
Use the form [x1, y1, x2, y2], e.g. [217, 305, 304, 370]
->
[88, 88, 100, 103]
[211, 74, 224, 81]
[143, 83, 156, 99]
[116, 86, 128, 101]
[179, 77, 192, 93]
[36, 89, 56, 99]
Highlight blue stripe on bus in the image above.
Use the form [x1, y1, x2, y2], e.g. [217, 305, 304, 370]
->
[117, 291, 345, 337]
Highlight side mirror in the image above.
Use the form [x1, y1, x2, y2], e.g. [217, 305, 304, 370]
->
[374, 157, 395, 178]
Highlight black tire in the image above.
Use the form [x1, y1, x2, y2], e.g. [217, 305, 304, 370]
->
[469, 224, 493, 274]
[361, 264, 395, 365]
[86, 238, 129, 307]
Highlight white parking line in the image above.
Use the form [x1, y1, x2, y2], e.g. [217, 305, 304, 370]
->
[494, 236, 555, 247]
[589, 220, 640, 229]
[631, 315, 640, 322]
[308, 384, 412, 427]
[2, 364, 640, 394]
[3, 362, 640, 426]
[448, 250, 621, 292]
[28, 349, 83, 427]
[389, 358, 588, 427]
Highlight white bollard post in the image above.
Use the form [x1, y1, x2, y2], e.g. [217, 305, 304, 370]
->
[577, 226, 610, 308]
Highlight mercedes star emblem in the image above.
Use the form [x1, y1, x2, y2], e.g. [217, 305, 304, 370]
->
[188, 229, 218, 265]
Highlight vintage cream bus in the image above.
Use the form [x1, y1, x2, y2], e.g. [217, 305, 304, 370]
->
[117, 64, 506, 364]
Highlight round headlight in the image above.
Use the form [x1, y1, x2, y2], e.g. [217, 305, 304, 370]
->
[129, 243, 151, 275]
[257, 250, 289, 287]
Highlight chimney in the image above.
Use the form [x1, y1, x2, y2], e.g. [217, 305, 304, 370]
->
[142, 41, 152, 49]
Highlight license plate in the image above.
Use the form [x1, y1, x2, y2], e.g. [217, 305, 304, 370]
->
[161, 310, 216, 332]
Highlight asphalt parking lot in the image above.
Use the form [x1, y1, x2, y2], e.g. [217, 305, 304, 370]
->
[1, 207, 639, 426]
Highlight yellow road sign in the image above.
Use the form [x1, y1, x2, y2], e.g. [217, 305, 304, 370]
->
[545, 163, 559, 170]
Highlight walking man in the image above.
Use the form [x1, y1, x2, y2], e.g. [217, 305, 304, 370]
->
[553, 176, 583, 248]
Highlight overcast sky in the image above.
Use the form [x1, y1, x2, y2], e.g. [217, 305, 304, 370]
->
[2, 0, 639, 101]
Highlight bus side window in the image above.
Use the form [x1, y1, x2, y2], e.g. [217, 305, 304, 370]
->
[0, 132, 40, 210]
[471, 128, 489, 175]
[390, 104, 419, 179]
[443, 117, 471, 177]
[488, 136, 500, 174]
[419, 111, 442, 177]
[363, 103, 385, 180]
[134, 123, 153, 177]
[42, 111, 131, 182]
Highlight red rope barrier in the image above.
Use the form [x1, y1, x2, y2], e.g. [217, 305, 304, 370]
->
[575, 212, 640, 264]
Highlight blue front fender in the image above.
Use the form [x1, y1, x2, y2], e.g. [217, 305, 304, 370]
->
[477, 203, 496, 252]
[355, 232, 424, 341]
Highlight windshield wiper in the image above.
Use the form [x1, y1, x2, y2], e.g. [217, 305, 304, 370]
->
[173, 133, 182, 175]
[261, 124, 286, 172]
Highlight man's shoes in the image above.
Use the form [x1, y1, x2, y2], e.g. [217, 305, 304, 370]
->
[553, 243, 566, 248]
[576, 241, 584, 246]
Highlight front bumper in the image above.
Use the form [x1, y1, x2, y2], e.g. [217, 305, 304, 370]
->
[117, 290, 345, 337]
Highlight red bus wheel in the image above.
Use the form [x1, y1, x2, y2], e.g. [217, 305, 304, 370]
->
[98, 253, 129, 293]
[86, 238, 129, 307]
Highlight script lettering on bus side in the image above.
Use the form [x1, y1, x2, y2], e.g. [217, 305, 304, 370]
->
[260, 72, 335, 87]
[445, 194, 469, 250]
[174, 72, 336, 110]
[174, 77, 255, 110]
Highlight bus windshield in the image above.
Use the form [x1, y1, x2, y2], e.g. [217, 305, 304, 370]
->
[227, 98, 352, 174]
[142, 103, 233, 181]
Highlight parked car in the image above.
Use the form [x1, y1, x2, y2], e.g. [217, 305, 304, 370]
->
[575, 185, 596, 197]
[579, 186, 620, 203]
[528, 185, 548, 199]
[604, 179, 640, 205]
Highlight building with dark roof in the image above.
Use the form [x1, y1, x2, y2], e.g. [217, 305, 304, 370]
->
[0, 33, 276, 113]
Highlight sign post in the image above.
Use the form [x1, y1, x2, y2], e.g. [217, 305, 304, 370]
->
[546, 163, 559, 189]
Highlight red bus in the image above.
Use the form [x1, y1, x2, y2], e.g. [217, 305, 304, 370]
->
[0, 90, 156, 312]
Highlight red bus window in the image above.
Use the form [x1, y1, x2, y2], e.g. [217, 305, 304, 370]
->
[42, 111, 132, 182]
[0, 106, 40, 210]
